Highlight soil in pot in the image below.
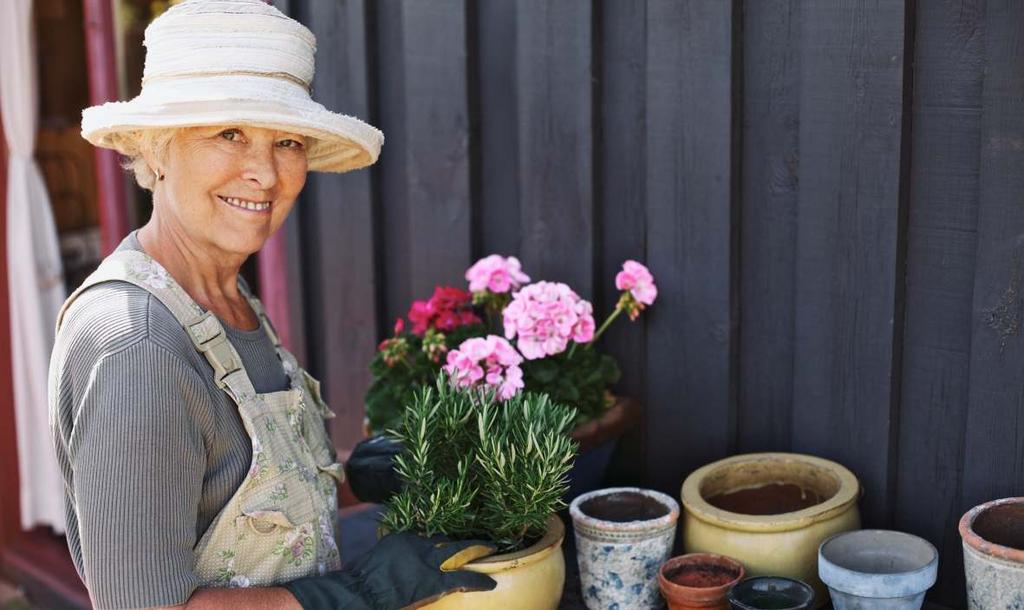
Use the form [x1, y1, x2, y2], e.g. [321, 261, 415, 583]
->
[579, 490, 670, 522]
[659, 553, 745, 610]
[971, 502, 1024, 550]
[665, 562, 741, 588]
[706, 484, 827, 515]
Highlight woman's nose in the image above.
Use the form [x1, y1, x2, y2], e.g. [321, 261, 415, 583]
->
[242, 143, 278, 189]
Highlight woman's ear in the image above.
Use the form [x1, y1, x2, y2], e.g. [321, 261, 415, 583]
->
[140, 130, 177, 182]
[140, 147, 162, 182]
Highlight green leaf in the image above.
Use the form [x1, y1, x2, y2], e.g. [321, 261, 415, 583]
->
[381, 379, 578, 551]
[528, 359, 559, 383]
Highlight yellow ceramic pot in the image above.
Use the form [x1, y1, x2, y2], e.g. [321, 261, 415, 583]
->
[424, 515, 566, 610]
[680, 453, 860, 608]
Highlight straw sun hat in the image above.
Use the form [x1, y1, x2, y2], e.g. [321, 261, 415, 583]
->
[81, 0, 383, 173]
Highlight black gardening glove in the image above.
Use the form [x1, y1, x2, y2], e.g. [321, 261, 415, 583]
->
[282, 532, 497, 610]
[345, 434, 404, 504]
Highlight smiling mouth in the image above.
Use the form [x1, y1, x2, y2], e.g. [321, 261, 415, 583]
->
[218, 195, 271, 212]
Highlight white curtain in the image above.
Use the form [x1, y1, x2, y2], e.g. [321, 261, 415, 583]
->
[0, 0, 68, 533]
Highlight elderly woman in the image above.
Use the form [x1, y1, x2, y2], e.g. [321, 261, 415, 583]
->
[48, 2, 493, 609]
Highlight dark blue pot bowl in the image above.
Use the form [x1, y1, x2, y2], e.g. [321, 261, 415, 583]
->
[727, 576, 816, 610]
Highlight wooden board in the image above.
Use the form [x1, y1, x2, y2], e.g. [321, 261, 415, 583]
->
[736, 0, 800, 454]
[894, 1, 984, 605]
[597, 0, 648, 485]
[791, 0, 909, 527]
[475, 0, 521, 259]
[643, 0, 737, 492]
[376, 0, 471, 324]
[514, 0, 594, 295]
[961, 0, 1024, 573]
[298, 0, 378, 453]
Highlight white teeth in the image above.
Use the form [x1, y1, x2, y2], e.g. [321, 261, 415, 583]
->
[222, 196, 270, 211]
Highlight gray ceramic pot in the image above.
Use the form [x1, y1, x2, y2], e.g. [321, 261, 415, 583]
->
[818, 530, 937, 609]
[959, 497, 1024, 610]
[570, 487, 680, 610]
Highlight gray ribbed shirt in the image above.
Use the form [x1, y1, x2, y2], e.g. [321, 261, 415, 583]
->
[49, 232, 289, 609]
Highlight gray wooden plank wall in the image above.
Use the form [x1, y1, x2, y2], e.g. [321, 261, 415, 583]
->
[283, 1, 1024, 605]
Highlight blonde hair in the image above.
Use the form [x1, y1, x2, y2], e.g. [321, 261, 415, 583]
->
[120, 128, 177, 191]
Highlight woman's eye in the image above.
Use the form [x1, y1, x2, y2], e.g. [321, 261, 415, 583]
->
[279, 139, 305, 149]
[220, 129, 242, 141]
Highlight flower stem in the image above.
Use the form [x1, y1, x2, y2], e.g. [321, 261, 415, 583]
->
[568, 304, 623, 359]
[588, 306, 623, 348]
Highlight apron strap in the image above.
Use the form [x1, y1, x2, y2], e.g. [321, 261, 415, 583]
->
[235, 277, 304, 387]
[57, 249, 259, 403]
[237, 282, 282, 348]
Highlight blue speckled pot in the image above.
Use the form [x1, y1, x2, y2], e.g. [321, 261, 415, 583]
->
[570, 487, 680, 610]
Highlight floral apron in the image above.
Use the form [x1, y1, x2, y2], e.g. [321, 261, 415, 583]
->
[55, 249, 344, 588]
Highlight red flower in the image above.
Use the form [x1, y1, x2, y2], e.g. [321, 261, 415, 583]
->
[431, 286, 472, 310]
[459, 309, 482, 326]
[408, 300, 434, 335]
[405, 286, 480, 336]
[435, 311, 461, 332]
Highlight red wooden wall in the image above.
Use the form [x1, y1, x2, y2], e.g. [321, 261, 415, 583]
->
[0, 105, 22, 554]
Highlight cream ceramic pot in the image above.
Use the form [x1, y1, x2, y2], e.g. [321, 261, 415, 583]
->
[680, 453, 861, 608]
[424, 515, 566, 610]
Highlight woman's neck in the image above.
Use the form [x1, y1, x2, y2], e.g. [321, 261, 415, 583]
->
[137, 216, 258, 330]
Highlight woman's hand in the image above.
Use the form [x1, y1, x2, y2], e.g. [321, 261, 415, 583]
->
[144, 586, 302, 610]
[283, 532, 497, 610]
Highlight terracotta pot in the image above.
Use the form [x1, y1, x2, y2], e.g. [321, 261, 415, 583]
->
[680, 453, 860, 608]
[959, 497, 1024, 610]
[423, 515, 566, 610]
[570, 487, 680, 610]
[658, 553, 745, 610]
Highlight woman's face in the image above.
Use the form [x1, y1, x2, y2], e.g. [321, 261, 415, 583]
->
[155, 125, 308, 257]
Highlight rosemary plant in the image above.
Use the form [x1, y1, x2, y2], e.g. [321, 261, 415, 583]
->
[380, 378, 578, 552]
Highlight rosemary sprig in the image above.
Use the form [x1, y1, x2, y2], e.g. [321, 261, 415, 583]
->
[380, 378, 578, 551]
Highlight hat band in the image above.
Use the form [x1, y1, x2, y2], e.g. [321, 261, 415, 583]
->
[142, 70, 310, 93]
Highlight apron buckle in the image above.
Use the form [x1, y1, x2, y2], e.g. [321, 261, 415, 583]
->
[189, 312, 243, 385]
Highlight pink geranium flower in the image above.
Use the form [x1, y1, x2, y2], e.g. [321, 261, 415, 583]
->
[503, 282, 596, 360]
[444, 335, 524, 400]
[615, 260, 658, 306]
[466, 255, 531, 294]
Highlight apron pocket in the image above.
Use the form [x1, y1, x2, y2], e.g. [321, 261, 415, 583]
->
[240, 509, 298, 534]
[301, 370, 336, 420]
[239, 475, 318, 535]
[317, 462, 345, 483]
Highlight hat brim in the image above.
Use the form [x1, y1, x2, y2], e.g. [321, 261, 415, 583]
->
[81, 75, 383, 173]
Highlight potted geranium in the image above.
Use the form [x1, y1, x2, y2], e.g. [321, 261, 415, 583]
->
[365, 256, 656, 497]
[380, 377, 577, 610]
